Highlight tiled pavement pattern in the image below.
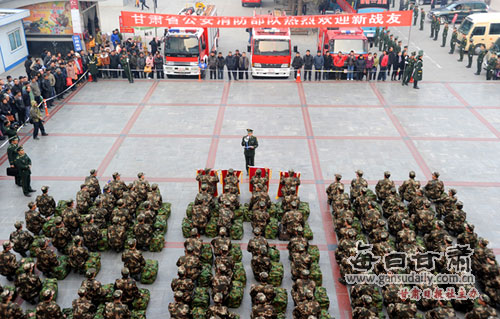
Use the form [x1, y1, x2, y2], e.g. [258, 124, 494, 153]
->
[1, 78, 500, 319]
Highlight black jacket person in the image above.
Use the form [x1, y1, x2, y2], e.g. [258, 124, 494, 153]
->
[241, 129, 258, 175]
[14, 147, 35, 196]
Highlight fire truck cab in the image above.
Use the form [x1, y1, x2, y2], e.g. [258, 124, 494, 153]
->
[318, 27, 368, 59]
[249, 11, 293, 78]
[163, 3, 219, 77]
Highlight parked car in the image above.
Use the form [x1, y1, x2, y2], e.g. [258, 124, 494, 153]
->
[458, 13, 500, 54]
[428, 0, 488, 24]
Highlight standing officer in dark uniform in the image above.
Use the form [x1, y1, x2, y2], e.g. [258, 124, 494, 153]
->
[241, 129, 258, 175]
[14, 147, 35, 197]
[412, 51, 423, 90]
[7, 137, 21, 186]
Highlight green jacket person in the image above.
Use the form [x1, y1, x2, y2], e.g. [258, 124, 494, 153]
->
[441, 23, 448, 47]
[466, 39, 474, 68]
[7, 138, 21, 186]
[402, 52, 416, 86]
[241, 129, 258, 175]
[486, 54, 497, 80]
[449, 28, 458, 54]
[458, 37, 467, 62]
[413, 6, 419, 26]
[14, 147, 35, 196]
[420, 9, 425, 31]
[412, 52, 423, 89]
[434, 18, 440, 41]
[120, 52, 134, 83]
[475, 45, 487, 75]
[88, 53, 99, 82]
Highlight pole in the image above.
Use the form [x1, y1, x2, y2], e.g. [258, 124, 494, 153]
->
[154, 0, 157, 38]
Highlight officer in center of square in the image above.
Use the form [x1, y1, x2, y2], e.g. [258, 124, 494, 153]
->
[241, 128, 258, 175]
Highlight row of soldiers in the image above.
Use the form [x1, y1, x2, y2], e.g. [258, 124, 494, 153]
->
[326, 170, 499, 318]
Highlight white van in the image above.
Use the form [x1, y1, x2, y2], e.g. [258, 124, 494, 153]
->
[458, 12, 500, 54]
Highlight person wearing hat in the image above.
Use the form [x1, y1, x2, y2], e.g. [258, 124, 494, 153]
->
[85, 169, 101, 200]
[52, 216, 72, 254]
[147, 183, 163, 211]
[76, 184, 92, 215]
[280, 169, 301, 196]
[466, 38, 475, 68]
[0, 241, 18, 281]
[449, 27, 458, 54]
[81, 268, 105, 304]
[14, 261, 41, 304]
[9, 221, 33, 257]
[72, 287, 96, 319]
[350, 170, 368, 202]
[14, 146, 35, 196]
[241, 128, 259, 175]
[458, 36, 467, 62]
[2, 120, 18, 142]
[424, 171, 444, 201]
[375, 171, 395, 202]
[133, 213, 153, 251]
[25, 201, 46, 236]
[68, 235, 90, 275]
[402, 51, 416, 86]
[0, 289, 25, 317]
[457, 222, 478, 248]
[36, 289, 63, 318]
[6, 137, 21, 186]
[114, 267, 139, 308]
[98, 184, 116, 214]
[134, 172, 150, 202]
[108, 216, 127, 252]
[412, 51, 423, 89]
[36, 185, 56, 217]
[109, 171, 127, 199]
[464, 294, 497, 318]
[223, 168, 240, 194]
[121, 239, 146, 281]
[29, 100, 48, 140]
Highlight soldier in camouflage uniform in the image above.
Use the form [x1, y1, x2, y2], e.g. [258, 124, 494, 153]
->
[334, 201, 355, 229]
[288, 230, 309, 255]
[426, 300, 457, 319]
[465, 294, 498, 319]
[51, 217, 72, 253]
[68, 236, 89, 274]
[171, 266, 195, 304]
[196, 168, 219, 196]
[108, 217, 127, 252]
[211, 272, 231, 301]
[168, 291, 191, 318]
[82, 214, 101, 251]
[219, 185, 240, 211]
[184, 228, 202, 257]
[147, 183, 163, 212]
[191, 203, 210, 234]
[122, 239, 146, 281]
[252, 201, 270, 231]
[217, 200, 235, 231]
[80, 268, 104, 304]
[375, 171, 395, 202]
[413, 200, 435, 235]
[36, 186, 56, 217]
[472, 238, 492, 275]
[0, 289, 25, 319]
[140, 201, 156, 225]
[280, 201, 304, 240]
[251, 169, 269, 193]
[326, 173, 343, 204]
[14, 262, 41, 304]
[331, 186, 350, 215]
[104, 290, 131, 319]
[457, 223, 478, 248]
[424, 171, 445, 202]
[0, 241, 18, 281]
[61, 200, 81, 234]
[250, 272, 276, 303]
[280, 169, 301, 196]
[387, 203, 409, 236]
[35, 289, 63, 319]
[111, 199, 130, 227]
[98, 184, 116, 215]
[368, 219, 389, 243]
[248, 227, 269, 255]
[134, 214, 153, 250]
[25, 202, 46, 235]
[387, 302, 418, 318]
[84, 169, 101, 200]
[212, 227, 232, 256]
[396, 219, 416, 251]
[133, 172, 150, 202]
[444, 200, 466, 236]
[121, 190, 137, 216]
[251, 292, 276, 319]
[72, 287, 96, 319]
[177, 245, 202, 281]
[350, 170, 368, 202]
[435, 188, 457, 219]
[424, 220, 448, 252]
[114, 267, 139, 308]
[9, 221, 33, 257]
[76, 184, 92, 214]
[194, 183, 214, 208]
[251, 245, 271, 280]
[409, 188, 426, 216]
[354, 187, 372, 217]
[109, 172, 127, 199]
[382, 188, 401, 218]
[293, 299, 321, 319]
[36, 239, 59, 277]
[399, 171, 420, 202]
[361, 201, 381, 233]
[352, 295, 378, 319]
[224, 168, 240, 194]
[250, 184, 271, 211]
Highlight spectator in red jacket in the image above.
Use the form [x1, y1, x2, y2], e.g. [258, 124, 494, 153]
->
[378, 51, 389, 81]
[333, 52, 346, 80]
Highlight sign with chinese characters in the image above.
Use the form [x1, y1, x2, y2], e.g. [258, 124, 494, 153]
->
[72, 34, 83, 51]
[119, 15, 135, 34]
[121, 10, 412, 28]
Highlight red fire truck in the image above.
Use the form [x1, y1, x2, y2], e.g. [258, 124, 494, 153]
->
[163, 3, 219, 77]
[318, 27, 368, 58]
[242, 0, 262, 7]
[249, 10, 293, 78]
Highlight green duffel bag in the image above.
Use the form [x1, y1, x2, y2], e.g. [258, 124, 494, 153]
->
[131, 310, 146, 319]
[95, 303, 105, 319]
[269, 246, 280, 262]
[192, 287, 210, 308]
[182, 217, 193, 238]
[234, 206, 244, 220]
[226, 280, 244, 308]
[232, 262, 246, 285]
[265, 217, 279, 239]
[158, 202, 172, 219]
[140, 259, 159, 284]
[269, 262, 284, 287]
[56, 200, 69, 216]
[243, 205, 253, 222]
[40, 278, 58, 301]
[299, 201, 310, 220]
[314, 286, 329, 310]
[153, 217, 168, 235]
[200, 243, 213, 265]
[205, 217, 218, 238]
[319, 309, 332, 319]
[42, 219, 56, 237]
[53, 255, 70, 280]
[16, 257, 35, 276]
[230, 220, 244, 240]
[273, 287, 288, 314]
[198, 263, 213, 288]
[308, 245, 320, 264]
[29, 235, 47, 257]
[268, 203, 277, 219]
[0, 286, 16, 302]
[310, 262, 323, 286]
[186, 202, 194, 219]
[304, 223, 314, 240]
[102, 283, 114, 302]
[62, 307, 73, 319]
[97, 229, 108, 251]
[149, 232, 165, 252]
[84, 252, 101, 274]
[191, 306, 207, 319]
[132, 288, 150, 311]
[230, 245, 242, 263]
[277, 313, 286, 319]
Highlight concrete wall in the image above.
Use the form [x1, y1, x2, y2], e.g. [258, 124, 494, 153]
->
[0, 19, 28, 73]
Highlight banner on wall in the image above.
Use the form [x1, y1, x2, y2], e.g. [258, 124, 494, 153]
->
[121, 10, 412, 28]
[21, 1, 73, 35]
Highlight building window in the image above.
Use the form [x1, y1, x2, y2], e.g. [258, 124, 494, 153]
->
[8, 29, 23, 52]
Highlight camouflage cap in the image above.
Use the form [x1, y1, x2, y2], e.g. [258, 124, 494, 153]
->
[121, 267, 129, 276]
[85, 268, 97, 278]
[112, 172, 120, 179]
[253, 227, 262, 235]
[178, 265, 186, 276]
[432, 171, 440, 178]
[444, 235, 453, 244]
[398, 202, 405, 209]
[127, 239, 136, 247]
[479, 237, 489, 246]
[456, 201, 463, 208]
[41, 185, 49, 192]
[436, 220, 444, 228]
[54, 216, 63, 225]
[223, 200, 230, 206]
[402, 219, 410, 227]
[335, 173, 342, 180]
[213, 292, 223, 303]
[77, 288, 86, 297]
[143, 201, 151, 207]
[137, 214, 145, 222]
[42, 289, 53, 298]
[356, 169, 363, 176]
[256, 292, 266, 302]
[449, 188, 457, 195]
[391, 187, 397, 194]
[28, 202, 36, 209]
[112, 216, 120, 224]
[190, 228, 198, 236]
[480, 294, 490, 304]
[186, 245, 194, 252]
[174, 290, 183, 298]
[14, 221, 23, 229]
[301, 269, 310, 276]
[116, 199, 124, 206]
[74, 235, 82, 242]
[260, 272, 268, 279]
[424, 200, 431, 207]
[224, 185, 230, 190]
[377, 219, 386, 227]
[361, 187, 368, 193]
[259, 201, 266, 208]
[3, 241, 12, 250]
[338, 185, 344, 191]
[90, 169, 97, 175]
[200, 183, 208, 190]
[219, 227, 227, 236]
[347, 229, 356, 238]
[380, 232, 388, 239]
[103, 185, 110, 191]
[113, 290, 123, 298]
[290, 201, 298, 207]
[0, 290, 10, 299]
[151, 183, 158, 190]
[228, 168, 234, 173]
[137, 172, 144, 178]
[342, 199, 349, 206]
[384, 171, 391, 177]
[409, 171, 416, 178]
[288, 169, 295, 174]
[23, 262, 33, 271]
[465, 222, 474, 231]
[362, 295, 372, 304]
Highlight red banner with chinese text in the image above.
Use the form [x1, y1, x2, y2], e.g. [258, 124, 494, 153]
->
[121, 10, 412, 28]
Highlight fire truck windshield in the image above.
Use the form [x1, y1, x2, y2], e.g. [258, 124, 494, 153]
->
[254, 39, 290, 56]
[328, 39, 366, 54]
[165, 36, 199, 56]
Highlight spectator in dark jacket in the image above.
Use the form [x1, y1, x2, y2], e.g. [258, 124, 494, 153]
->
[291, 52, 304, 79]
[14, 91, 25, 124]
[239, 52, 250, 80]
[313, 51, 324, 81]
[24, 56, 33, 80]
[149, 38, 161, 55]
[355, 55, 366, 81]
[387, 47, 397, 78]
[365, 53, 374, 81]
[41, 73, 53, 107]
[216, 52, 225, 79]
[391, 51, 403, 81]
[153, 52, 164, 79]
[54, 68, 66, 98]
[208, 51, 217, 80]
[323, 53, 333, 80]
[303, 50, 314, 81]
[398, 51, 407, 81]
[346, 51, 356, 81]
[109, 51, 120, 78]
[137, 52, 146, 79]
[225, 52, 238, 81]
